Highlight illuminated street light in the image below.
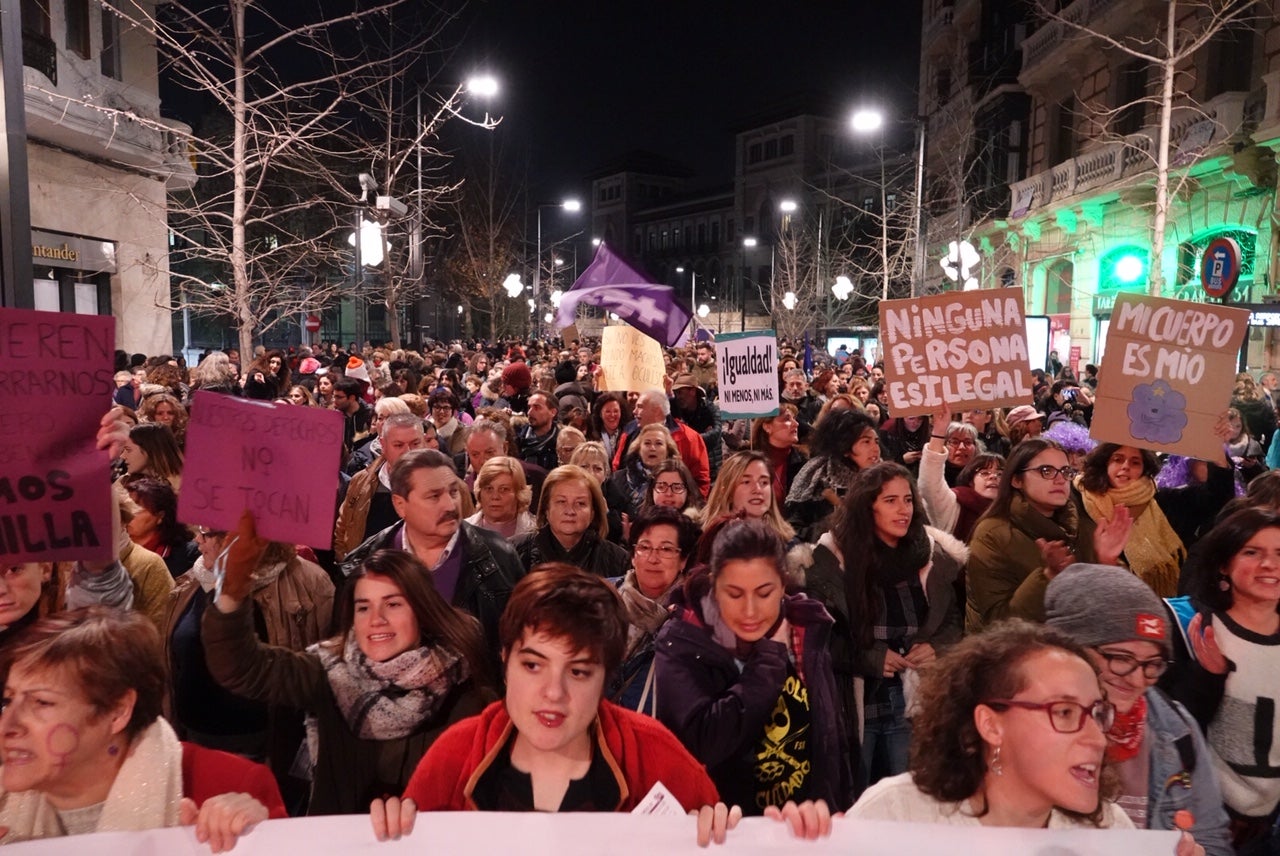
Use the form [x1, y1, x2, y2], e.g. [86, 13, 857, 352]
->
[697, 304, 710, 318]
[832, 275, 854, 300]
[348, 219, 386, 267]
[466, 74, 500, 98]
[779, 199, 798, 213]
[782, 291, 797, 310]
[503, 273, 524, 297]
[850, 108, 885, 133]
[550, 289, 563, 307]
[742, 237, 758, 248]
[562, 199, 582, 213]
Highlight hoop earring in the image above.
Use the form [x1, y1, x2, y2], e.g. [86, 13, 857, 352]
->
[990, 745, 1003, 776]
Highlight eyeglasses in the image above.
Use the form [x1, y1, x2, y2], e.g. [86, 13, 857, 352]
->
[983, 698, 1116, 733]
[431, 404, 454, 412]
[634, 543, 681, 559]
[195, 527, 226, 539]
[1095, 650, 1170, 680]
[946, 438, 977, 448]
[653, 482, 687, 495]
[1021, 465, 1077, 482]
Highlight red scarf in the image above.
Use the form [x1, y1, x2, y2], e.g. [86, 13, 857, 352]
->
[1105, 695, 1147, 763]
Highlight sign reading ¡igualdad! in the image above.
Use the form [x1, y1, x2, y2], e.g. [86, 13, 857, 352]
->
[716, 330, 779, 418]
[879, 286, 1034, 417]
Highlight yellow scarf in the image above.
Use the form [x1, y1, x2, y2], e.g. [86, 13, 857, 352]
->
[1076, 476, 1184, 597]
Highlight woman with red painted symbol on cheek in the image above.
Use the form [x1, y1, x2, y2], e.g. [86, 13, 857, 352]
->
[0, 607, 284, 850]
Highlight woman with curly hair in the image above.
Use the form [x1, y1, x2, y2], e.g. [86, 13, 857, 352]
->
[140, 392, 190, 449]
[1074, 437, 1234, 597]
[848, 620, 1129, 830]
[785, 409, 881, 541]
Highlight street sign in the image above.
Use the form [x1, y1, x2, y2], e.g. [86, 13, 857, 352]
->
[305, 314, 321, 332]
[1201, 236, 1242, 299]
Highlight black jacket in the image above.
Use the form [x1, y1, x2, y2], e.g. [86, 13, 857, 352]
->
[653, 576, 855, 814]
[341, 520, 524, 658]
[513, 526, 630, 578]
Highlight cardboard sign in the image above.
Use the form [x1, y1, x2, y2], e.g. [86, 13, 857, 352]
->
[715, 329, 779, 418]
[0, 308, 115, 563]
[879, 287, 1034, 417]
[598, 324, 665, 392]
[1091, 294, 1249, 459]
[178, 391, 344, 547]
[561, 324, 580, 344]
[4, 810, 1179, 855]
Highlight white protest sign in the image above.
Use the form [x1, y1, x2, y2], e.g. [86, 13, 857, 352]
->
[715, 329, 779, 418]
[3, 812, 1179, 855]
[598, 324, 665, 393]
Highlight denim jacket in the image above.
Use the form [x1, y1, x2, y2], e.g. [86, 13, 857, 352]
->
[1145, 689, 1233, 856]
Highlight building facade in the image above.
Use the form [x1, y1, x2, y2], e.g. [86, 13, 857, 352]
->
[20, 0, 194, 354]
[921, 0, 1280, 371]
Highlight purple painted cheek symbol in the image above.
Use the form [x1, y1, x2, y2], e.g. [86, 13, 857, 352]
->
[1126, 379, 1188, 444]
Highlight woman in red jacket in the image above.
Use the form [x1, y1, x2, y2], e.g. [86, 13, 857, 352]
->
[371, 564, 749, 843]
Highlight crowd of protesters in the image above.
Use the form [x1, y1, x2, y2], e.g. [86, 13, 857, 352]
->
[2, 334, 1278, 854]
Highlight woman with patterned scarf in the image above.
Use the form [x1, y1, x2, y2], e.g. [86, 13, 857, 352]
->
[201, 512, 495, 815]
[1073, 439, 1235, 598]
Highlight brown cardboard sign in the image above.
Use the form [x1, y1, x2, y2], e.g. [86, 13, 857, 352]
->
[1091, 294, 1249, 459]
[598, 324, 665, 392]
[879, 287, 1034, 417]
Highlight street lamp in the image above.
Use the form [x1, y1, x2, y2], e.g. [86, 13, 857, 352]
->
[850, 104, 928, 298]
[534, 198, 581, 339]
[740, 237, 758, 332]
[465, 74, 500, 98]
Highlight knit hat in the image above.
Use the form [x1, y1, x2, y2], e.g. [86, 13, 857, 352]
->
[501, 362, 532, 392]
[345, 356, 370, 383]
[298, 357, 321, 375]
[1045, 563, 1171, 656]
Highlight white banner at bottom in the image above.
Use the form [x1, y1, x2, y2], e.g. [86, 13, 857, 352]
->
[4, 812, 1180, 855]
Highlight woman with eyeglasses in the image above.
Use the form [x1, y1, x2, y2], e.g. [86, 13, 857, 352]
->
[161, 520, 334, 805]
[638, 458, 702, 520]
[919, 404, 1004, 542]
[1163, 506, 1280, 853]
[937, 422, 982, 486]
[608, 508, 701, 715]
[965, 439, 1132, 633]
[1046, 564, 1230, 854]
[847, 621, 1186, 842]
[1073, 430, 1234, 598]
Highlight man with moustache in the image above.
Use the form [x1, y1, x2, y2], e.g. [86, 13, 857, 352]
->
[340, 448, 523, 656]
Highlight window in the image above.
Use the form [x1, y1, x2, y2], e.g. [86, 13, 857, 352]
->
[764, 138, 778, 159]
[779, 135, 794, 157]
[65, 0, 89, 59]
[886, 193, 897, 208]
[748, 143, 762, 164]
[726, 219, 735, 242]
[1113, 60, 1146, 136]
[684, 226, 692, 247]
[697, 223, 706, 249]
[1047, 100, 1075, 164]
[711, 221, 721, 246]
[21, 0, 49, 36]
[1204, 25, 1254, 98]
[934, 68, 952, 103]
[101, 6, 121, 79]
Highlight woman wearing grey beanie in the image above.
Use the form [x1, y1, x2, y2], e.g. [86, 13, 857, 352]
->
[1046, 563, 1231, 855]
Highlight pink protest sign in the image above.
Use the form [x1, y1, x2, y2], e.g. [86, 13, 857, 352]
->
[0, 308, 115, 562]
[179, 391, 344, 547]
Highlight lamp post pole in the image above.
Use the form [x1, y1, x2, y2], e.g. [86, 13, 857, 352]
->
[533, 206, 542, 339]
[911, 117, 928, 299]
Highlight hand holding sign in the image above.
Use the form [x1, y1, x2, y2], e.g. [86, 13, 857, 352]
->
[218, 510, 268, 610]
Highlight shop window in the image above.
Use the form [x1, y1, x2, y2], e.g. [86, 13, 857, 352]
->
[1047, 260, 1073, 314]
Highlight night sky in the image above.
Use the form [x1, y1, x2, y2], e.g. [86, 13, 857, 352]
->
[455, 1, 923, 197]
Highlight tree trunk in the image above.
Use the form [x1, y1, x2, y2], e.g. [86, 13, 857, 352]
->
[231, 0, 252, 363]
[1150, 0, 1177, 297]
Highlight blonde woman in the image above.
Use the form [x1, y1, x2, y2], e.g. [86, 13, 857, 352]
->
[465, 456, 537, 539]
[610, 423, 678, 517]
[556, 424, 587, 465]
[701, 450, 795, 541]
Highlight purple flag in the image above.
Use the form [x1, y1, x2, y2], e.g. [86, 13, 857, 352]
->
[556, 243, 692, 346]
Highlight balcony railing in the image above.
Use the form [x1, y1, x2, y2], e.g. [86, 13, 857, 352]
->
[1020, 0, 1148, 86]
[1007, 91, 1252, 220]
[22, 30, 56, 85]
